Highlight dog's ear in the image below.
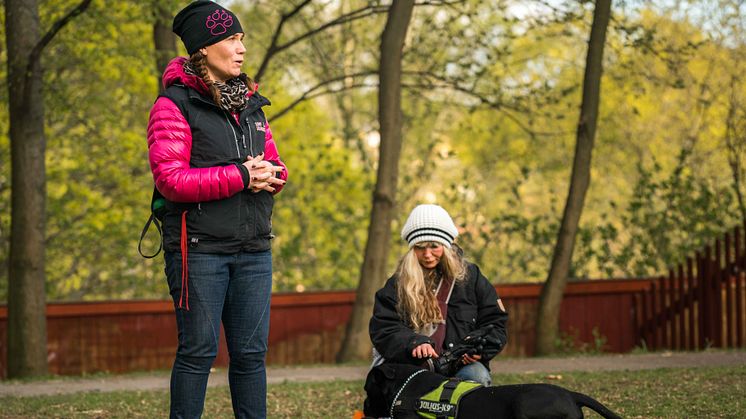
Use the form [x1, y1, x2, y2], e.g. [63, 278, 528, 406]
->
[363, 367, 388, 417]
[380, 363, 398, 379]
[365, 366, 383, 389]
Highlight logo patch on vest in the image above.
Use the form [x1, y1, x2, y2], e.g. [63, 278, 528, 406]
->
[255, 121, 266, 132]
[496, 298, 505, 312]
[417, 400, 456, 415]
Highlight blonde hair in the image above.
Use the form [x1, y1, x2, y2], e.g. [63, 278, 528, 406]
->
[395, 244, 466, 330]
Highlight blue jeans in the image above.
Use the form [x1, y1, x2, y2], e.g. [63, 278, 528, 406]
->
[164, 251, 273, 419]
[454, 361, 492, 386]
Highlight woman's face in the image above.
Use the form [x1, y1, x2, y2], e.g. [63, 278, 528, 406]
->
[202, 33, 246, 82]
[413, 242, 444, 270]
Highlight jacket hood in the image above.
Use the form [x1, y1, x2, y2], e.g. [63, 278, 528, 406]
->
[162, 57, 209, 95]
[161, 57, 258, 98]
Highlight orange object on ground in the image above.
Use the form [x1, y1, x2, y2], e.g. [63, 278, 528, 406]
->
[352, 409, 365, 419]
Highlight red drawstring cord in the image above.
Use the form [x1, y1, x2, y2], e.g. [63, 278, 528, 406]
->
[179, 211, 190, 310]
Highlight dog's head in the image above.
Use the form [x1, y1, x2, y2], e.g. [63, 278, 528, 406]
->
[363, 363, 399, 417]
[363, 363, 447, 418]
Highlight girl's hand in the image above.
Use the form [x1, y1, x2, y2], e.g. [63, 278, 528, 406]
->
[461, 353, 481, 364]
[412, 343, 439, 359]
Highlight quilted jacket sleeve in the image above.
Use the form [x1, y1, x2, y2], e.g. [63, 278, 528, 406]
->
[369, 276, 434, 364]
[472, 264, 509, 361]
[147, 97, 246, 203]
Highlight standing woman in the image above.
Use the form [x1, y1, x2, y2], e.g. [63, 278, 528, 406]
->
[147, 1, 287, 418]
[369, 205, 508, 386]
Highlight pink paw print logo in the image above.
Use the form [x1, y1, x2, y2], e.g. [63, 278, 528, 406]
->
[205, 9, 233, 36]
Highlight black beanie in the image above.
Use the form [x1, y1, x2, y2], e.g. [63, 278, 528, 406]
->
[172, 1, 244, 55]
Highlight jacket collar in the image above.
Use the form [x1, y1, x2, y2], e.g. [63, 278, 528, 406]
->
[161, 57, 267, 113]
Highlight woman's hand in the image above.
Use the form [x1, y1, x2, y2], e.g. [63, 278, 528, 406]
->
[461, 353, 481, 365]
[412, 343, 439, 359]
[243, 154, 285, 193]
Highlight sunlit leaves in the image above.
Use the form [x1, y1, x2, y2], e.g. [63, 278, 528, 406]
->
[1, 1, 744, 301]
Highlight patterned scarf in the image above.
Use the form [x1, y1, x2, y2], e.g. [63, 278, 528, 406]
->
[184, 61, 250, 112]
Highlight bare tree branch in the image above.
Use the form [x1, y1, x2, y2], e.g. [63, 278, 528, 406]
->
[254, 0, 465, 82]
[255, 3, 389, 81]
[402, 70, 574, 137]
[268, 66, 574, 139]
[269, 70, 377, 121]
[270, 81, 378, 122]
[254, 0, 314, 82]
[26, 0, 94, 80]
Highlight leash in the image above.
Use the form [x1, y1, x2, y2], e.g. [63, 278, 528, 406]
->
[390, 369, 427, 418]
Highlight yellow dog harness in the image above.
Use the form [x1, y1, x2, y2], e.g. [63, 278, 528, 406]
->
[414, 378, 483, 419]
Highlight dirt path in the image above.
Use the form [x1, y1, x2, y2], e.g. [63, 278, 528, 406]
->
[1, 350, 744, 398]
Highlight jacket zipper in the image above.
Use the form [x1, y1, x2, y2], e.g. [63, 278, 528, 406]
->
[224, 113, 240, 158]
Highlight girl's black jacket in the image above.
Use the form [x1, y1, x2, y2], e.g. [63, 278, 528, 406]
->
[369, 262, 508, 369]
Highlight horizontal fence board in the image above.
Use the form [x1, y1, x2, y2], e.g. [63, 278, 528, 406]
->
[5, 225, 743, 378]
[0, 278, 653, 378]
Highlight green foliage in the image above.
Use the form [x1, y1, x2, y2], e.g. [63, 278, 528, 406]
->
[410, 1, 746, 283]
[267, 96, 374, 292]
[38, 0, 162, 300]
[1, 1, 745, 301]
[615, 156, 738, 274]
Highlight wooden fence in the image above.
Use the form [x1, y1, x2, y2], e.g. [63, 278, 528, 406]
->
[634, 223, 746, 350]
[1, 279, 654, 378]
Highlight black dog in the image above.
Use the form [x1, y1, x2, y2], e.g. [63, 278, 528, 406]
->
[364, 363, 622, 419]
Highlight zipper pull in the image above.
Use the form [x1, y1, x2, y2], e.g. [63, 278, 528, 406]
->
[242, 133, 247, 149]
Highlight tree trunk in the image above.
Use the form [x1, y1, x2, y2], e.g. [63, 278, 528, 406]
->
[724, 76, 746, 222]
[5, 0, 92, 378]
[336, 0, 415, 363]
[153, 1, 177, 94]
[5, 0, 48, 378]
[535, 0, 612, 356]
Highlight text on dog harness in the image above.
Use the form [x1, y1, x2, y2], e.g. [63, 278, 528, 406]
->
[415, 378, 482, 419]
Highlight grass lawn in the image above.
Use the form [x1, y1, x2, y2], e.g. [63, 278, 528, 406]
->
[1, 364, 744, 418]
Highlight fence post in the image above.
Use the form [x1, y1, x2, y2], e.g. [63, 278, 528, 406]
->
[676, 264, 686, 350]
[714, 240, 724, 348]
[702, 247, 711, 347]
[654, 278, 664, 349]
[664, 271, 674, 349]
[633, 292, 642, 349]
[736, 226, 745, 348]
[643, 287, 652, 350]
[724, 232, 733, 348]
[688, 256, 698, 349]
